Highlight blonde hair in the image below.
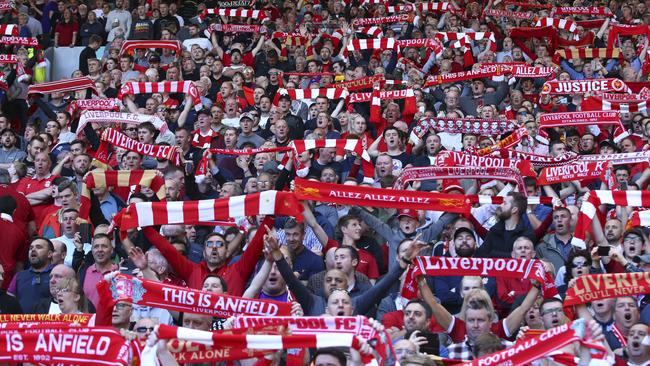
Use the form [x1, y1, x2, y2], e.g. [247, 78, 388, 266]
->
[57, 277, 88, 313]
[459, 289, 497, 323]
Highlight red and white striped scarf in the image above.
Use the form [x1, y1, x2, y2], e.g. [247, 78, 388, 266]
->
[195, 146, 293, 181]
[114, 191, 303, 230]
[552, 48, 623, 65]
[118, 81, 202, 110]
[385, 2, 451, 13]
[75, 110, 168, 136]
[119, 40, 181, 56]
[473, 127, 528, 156]
[573, 191, 650, 247]
[484, 8, 533, 19]
[348, 88, 414, 103]
[205, 23, 264, 35]
[351, 14, 412, 27]
[537, 161, 610, 186]
[199, 8, 268, 21]
[274, 88, 349, 104]
[582, 94, 650, 115]
[27, 76, 97, 96]
[355, 26, 383, 38]
[535, 17, 578, 33]
[436, 151, 537, 177]
[503, 0, 552, 8]
[143, 324, 378, 366]
[0, 54, 16, 63]
[541, 78, 631, 95]
[0, 36, 38, 47]
[392, 166, 525, 190]
[67, 98, 122, 116]
[0, 24, 18, 36]
[552, 6, 613, 17]
[410, 117, 517, 144]
[537, 111, 627, 144]
[79, 170, 166, 220]
[0, 3, 14, 11]
[347, 38, 395, 51]
[627, 209, 650, 228]
[279, 139, 375, 184]
[579, 150, 650, 166]
[333, 75, 385, 91]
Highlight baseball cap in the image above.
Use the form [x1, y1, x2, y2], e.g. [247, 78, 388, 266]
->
[239, 112, 254, 122]
[148, 54, 161, 63]
[397, 209, 418, 220]
[453, 227, 475, 240]
[278, 94, 292, 102]
[442, 179, 464, 194]
[263, 161, 280, 174]
[0, 128, 16, 137]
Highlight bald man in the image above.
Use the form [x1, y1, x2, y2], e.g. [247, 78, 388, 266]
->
[33, 264, 75, 314]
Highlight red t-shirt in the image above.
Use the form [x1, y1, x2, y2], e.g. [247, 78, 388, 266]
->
[0, 185, 34, 235]
[15, 174, 57, 228]
[323, 239, 380, 279]
[55, 22, 79, 46]
[222, 53, 254, 68]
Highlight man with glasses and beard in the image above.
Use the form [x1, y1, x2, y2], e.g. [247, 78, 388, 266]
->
[435, 227, 496, 314]
[9, 237, 54, 313]
[476, 192, 532, 259]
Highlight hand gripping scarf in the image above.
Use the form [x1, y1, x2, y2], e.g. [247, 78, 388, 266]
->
[112, 190, 303, 231]
[75, 110, 168, 136]
[141, 324, 379, 366]
[119, 40, 181, 56]
[0, 326, 129, 365]
[99, 274, 292, 318]
[118, 81, 202, 110]
[79, 170, 166, 220]
[410, 117, 517, 144]
[96, 128, 181, 165]
[279, 139, 375, 184]
[464, 319, 606, 366]
[573, 190, 650, 248]
[66, 98, 122, 116]
[564, 272, 650, 308]
[392, 166, 526, 191]
[537, 111, 627, 144]
[294, 177, 471, 215]
[27, 76, 97, 96]
[402, 256, 557, 300]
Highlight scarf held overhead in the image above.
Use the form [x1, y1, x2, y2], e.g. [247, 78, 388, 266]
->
[537, 161, 611, 185]
[101, 274, 293, 317]
[113, 190, 303, 230]
[97, 128, 181, 165]
[75, 110, 168, 135]
[392, 166, 526, 191]
[564, 272, 650, 308]
[410, 117, 517, 144]
[27, 76, 97, 96]
[118, 81, 202, 110]
[541, 78, 630, 95]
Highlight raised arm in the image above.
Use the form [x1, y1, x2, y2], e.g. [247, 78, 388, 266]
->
[142, 226, 195, 281]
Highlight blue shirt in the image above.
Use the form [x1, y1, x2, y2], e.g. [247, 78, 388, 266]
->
[292, 248, 325, 281]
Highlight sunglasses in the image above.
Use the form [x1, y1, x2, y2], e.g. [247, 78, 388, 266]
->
[135, 327, 154, 333]
[205, 240, 225, 248]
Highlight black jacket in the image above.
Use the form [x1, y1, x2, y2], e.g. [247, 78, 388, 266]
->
[476, 219, 534, 258]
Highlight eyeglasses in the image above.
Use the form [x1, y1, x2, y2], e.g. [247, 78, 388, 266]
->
[541, 307, 563, 316]
[394, 349, 416, 356]
[572, 261, 589, 267]
[135, 326, 154, 333]
[205, 240, 225, 248]
[125, 127, 137, 131]
[115, 303, 132, 310]
[624, 236, 642, 243]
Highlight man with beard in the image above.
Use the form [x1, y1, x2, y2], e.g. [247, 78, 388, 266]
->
[496, 236, 536, 308]
[626, 323, 649, 365]
[606, 296, 640, 353]
[477, 192, 533, 259]
[591, 218, 626, 273]
[0, 129, 26, 169]
[10, 237, 54, 313]
[402, 299, 449, 357]
[435, 227, 496, 314]
[142, 217, 273, 295]
[537, 207, 575, 275]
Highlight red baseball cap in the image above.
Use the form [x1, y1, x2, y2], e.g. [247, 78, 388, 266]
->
[442, 179, 465, 194]
[397, 209, 418, 220]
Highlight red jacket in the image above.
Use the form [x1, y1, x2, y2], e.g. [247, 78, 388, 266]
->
[142, 216, 274, 296]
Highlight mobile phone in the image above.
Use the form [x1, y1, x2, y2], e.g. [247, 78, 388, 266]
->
[597, 245, 611, 257]
[418, 331, 440, 355]
[619, 181, 628, 191]
[79, 223, 92, 244]
[184, 162, 194, 175]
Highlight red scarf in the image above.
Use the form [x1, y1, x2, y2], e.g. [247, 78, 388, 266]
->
[535, 17, 577, 34]
[0, 54, 16, 63]
[496, 149, 581, 167]
[273, 88, 348, 105]
[473, 127, 528, 156]
[67, 98, 122, 116]
[207, 23, 264, 34]
[402, 256, 557, 299]
[424, 64, 510, 87]
[537, 111, 625, 144]
[410, 117, 517, 144]
[466, 320, 604, 366]
[541, 79, 630, 95]
[0, 36, 38, 47]
[347, 38, 396, 51]
[484, 8, 533, 19]
[537, 161, 610, 185]
[564, 272, 650, 308]
[333, 75, 385, 91]
[552, 6, 613, 16]
[118, 81, 202, 110]
[436, 151, 536, 177]
[96, 128, 181, 165]
[99, 274, 293, 317]
[294, 177, 471, 214]
[195, 146, 293, 179]
[199, 8, 268, 21]
[0, 24, 17, 36]
[119, 40, 181, 56]
[0, 313, 93, 324]
[386, 2, 451, 13]
[607, 25, 650, 49]
[582, 94, 650, 115]
[113, 191, 303, 230]
[0, 326, 129, 365]
[27, 76, 97, 96]
[502, 0, 552, 9]
[392, 165, 525, 191]
[351, 14, 412, 27]
[79, 170, 166, 220]
[552, 48, 622, 66]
